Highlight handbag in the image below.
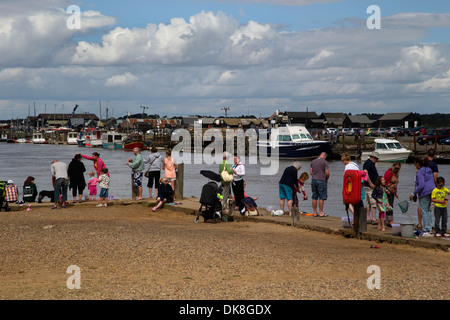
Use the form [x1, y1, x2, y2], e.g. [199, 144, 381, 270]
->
[144, 155, 158, 178]
[221, 165, 234, 183]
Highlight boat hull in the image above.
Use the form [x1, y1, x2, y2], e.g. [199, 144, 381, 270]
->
[258, 141, 333, 159]
[361, 151, 412, 162]
[103, 142, 123, 150]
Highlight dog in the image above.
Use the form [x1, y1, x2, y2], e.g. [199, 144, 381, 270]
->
[38, 190, 55, 203]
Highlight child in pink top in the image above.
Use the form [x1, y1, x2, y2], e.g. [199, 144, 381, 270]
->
[87, 171, 99, 201]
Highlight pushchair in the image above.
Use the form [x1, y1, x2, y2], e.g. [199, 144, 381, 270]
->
[194, 181, 223, 223]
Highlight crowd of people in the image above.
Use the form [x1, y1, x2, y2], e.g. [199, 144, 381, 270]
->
[277, 149, 448, 238]
[0, 146, 448, 237]
[0, 147, 178, 212]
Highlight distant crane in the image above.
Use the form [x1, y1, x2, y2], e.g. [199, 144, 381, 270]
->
[221, 107, 230, 118]
[140, 106, 149, 119]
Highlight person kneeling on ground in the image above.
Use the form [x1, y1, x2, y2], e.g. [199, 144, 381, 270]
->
[152, 177, 174, 212]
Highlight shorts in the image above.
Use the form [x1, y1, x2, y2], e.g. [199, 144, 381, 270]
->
[364, 186, 377, 208]
[146, 171, 161, 188]
[99, 188, 109, 199]
[311, 179, 327, 200]
[133, 171, 144, 188]
[279, 184, 293, 200]
[89, 186, 97, 196]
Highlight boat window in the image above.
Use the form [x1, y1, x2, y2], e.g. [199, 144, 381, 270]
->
[300, 134, 307, 139]
[376, 143, 387, 149]
[283, 135, 292, 141]
[386, 143, 401, 149]
[115, 135, 122, 140]
[292, 134, 300, 140]
[306, 134, 312, 139]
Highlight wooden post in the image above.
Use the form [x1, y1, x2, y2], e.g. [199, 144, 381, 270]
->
[353, 203, 366, 239]
[291, 206, 300, 226]
[174, 162, 184, 200]
[413, 132, 417, 154]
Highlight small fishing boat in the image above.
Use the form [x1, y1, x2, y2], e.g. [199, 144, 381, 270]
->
[361, 138, 412, 162]
[102, 132, 126, 150]
[123, 133, 146, 151]
[67, 132, 79, 145]
[32, 132, 47, 144]
[84, 128, 104, 148]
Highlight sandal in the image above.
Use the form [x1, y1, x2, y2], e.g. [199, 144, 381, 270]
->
[319, 213, 329, 217]
[51, 206, 58, 210]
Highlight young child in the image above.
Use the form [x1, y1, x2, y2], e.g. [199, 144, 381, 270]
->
[431, 176, 449, 237]
[152, 177, 174, 212]
[297, 172, 309, 201]
[97, 168, 110, 207]
[372, 176, 392, 232]
[87, 171, 99, 201]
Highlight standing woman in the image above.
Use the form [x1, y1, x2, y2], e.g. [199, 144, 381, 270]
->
[410, 157, 435, 236]
[383, 161, 401, 227]
[68, 154, 87, 203]
[81, 152, 109, 177]
[162, 149, 177, 199]
[219, 152, 233, 213]
[232, 155, 245, 211]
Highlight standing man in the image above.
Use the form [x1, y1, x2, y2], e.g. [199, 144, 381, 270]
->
[310, 152, 330, 217]
[363, 152, 379, 224]
[127, 147, 145, 201]
[279, 161, 301, 216]
[51, 160, 68, 209]
[427, 148, 439, 186]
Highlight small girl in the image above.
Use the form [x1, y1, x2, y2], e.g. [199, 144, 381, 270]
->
[97, 168, 110, 207]
[372, 176, 392, 231]
[297, 172, 309, 201]
[87, 171, 99, 201]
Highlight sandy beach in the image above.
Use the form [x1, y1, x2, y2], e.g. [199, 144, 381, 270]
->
[0, 202, 448, 300]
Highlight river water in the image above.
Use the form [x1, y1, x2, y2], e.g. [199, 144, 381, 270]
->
[2, 143, 449, 224]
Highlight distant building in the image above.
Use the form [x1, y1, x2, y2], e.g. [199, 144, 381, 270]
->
[377, 112, 421, 128]
[35, 113, 99, 128]
[286, 111, 323, 128]
[348, 114, 376, 128]
[319, 112, 352, 129]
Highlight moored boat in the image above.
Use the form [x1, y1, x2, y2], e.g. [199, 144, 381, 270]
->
[257, 124, 333, 159]
[67, 131, 79, 145]
[123, 133, 146, 151]
[102, 132, 126, 150]
[32, 132, 47, 144]
[361, 138, 412, 162]
[84, 128, 104, 148]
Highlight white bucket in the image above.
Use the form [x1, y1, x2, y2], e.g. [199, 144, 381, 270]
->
[391, 223, 401, 236]
[342, 216, 353, 228]
[400, 223, 415, 238]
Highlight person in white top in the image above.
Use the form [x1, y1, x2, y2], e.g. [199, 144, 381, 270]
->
[232, 155, 245, 211]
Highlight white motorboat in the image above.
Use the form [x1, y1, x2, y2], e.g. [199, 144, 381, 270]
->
[67, 131, 79, 145]
[361, 138, 412, 162]
[32, 132, 46, 144]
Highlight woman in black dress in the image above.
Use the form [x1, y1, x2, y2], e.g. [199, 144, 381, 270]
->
[68, 154, 87, 203]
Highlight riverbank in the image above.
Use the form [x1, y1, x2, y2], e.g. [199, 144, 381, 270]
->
[1, 199, 448, 300]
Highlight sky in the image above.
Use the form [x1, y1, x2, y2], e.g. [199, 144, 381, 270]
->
[1, 0, 450, 120]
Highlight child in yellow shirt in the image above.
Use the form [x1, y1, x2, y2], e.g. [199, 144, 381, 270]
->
[431, 177, 449, 237]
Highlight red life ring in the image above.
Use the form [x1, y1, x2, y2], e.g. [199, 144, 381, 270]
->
[343, 170, 361, 205]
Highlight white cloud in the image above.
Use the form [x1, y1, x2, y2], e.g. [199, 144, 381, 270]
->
[105, 72, 138, 87]
[2, 2, 450, 119]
